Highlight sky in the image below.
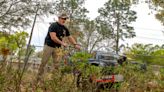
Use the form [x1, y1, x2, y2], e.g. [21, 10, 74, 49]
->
[84, 0, 164, 46]
[30, 0, 164, 50]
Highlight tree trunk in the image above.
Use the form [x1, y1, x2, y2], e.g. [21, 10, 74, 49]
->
[116, 13, 120, 54]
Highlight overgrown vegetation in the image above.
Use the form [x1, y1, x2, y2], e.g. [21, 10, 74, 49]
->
[0, 52, 164, 92]
[125, 43, 164, 65]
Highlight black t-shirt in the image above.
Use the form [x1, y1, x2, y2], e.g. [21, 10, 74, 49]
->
[44, 22, 70, 48]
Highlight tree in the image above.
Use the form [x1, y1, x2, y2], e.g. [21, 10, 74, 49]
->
[51, 0, 88, 27]
[79, 20, 104, 53]
[0, 31, 29, 72]
[0, 31, 29, 56]
[96, 0, 137, 54]
[151, 0, 164, 25]
[125, 44, 154, 62]
[0, 0, 54, 32]
[125, 43, 164, 65]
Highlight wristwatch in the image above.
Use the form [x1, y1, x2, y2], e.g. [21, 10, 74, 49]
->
[74, 44, 80, 46]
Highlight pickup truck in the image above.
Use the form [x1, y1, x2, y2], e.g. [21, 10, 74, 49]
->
[88, 51, 125, 67]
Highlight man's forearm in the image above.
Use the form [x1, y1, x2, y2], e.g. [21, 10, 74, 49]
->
[68, 36, 77, 45]
[50, 32, 64, 45]
[52, 36, 64, 45]
[68, 36, 81, 50]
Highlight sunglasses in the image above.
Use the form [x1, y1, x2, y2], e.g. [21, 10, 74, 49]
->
[61, 18, 67, 20]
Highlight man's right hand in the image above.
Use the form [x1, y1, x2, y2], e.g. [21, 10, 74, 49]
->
[74, 44, 81, 50]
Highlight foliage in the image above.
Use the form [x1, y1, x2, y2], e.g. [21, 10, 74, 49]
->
[78, 20, 105, 53]
[52, 0, 87, 19]
[151, 0, 164, 25]
[0, 0, 54, 31]
[79, 19, 121, 53]
[115, 64, 164, 92]
[70, 51, 92, 62]
[97, 0, 137, 53]
[125, 43, 164, 65]
[0, 31, 29, 55]
[125, 44, 154, 62]
[144, 0, 164, 25]
[0, 47, 164, 91]
[52, 0, 88, 30]
[150, 49, 164, 65]
[70, 52, 93, 73]
[0, 60, 164, 92]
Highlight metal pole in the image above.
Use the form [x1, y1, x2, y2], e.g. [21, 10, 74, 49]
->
[20, 7, 39, 79]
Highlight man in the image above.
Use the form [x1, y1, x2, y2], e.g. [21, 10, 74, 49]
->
[36, 13, 80, 82]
